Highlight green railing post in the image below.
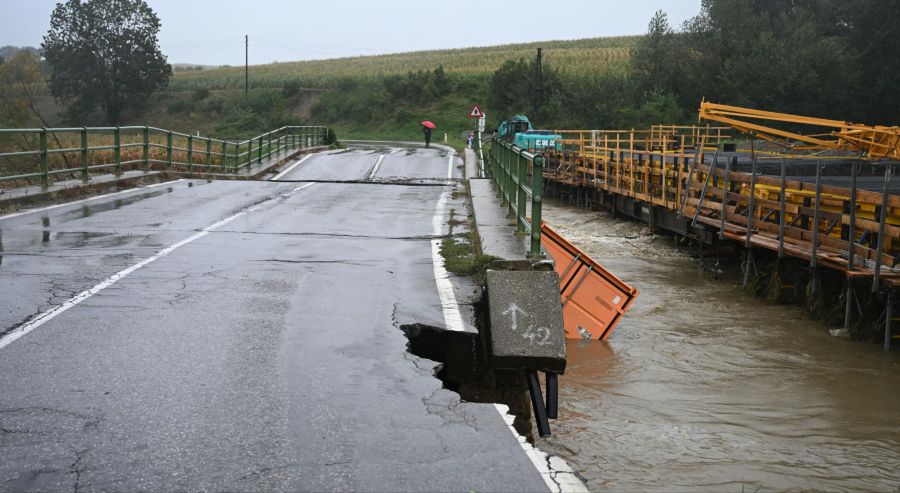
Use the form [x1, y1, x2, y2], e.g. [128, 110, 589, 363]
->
[187, 134, 194, 175]
[508, 148, 516, 218]
[205, 138, 212, 172]
[114, 127, 121, 177]
[257, 135, 263, 164]
[496, 143, 503, 202]
[221, 141, 228, 172]
[142, 126, 149, 171]
[246, 139, 252, 168]
[493, 141, 499, 179]
[488, 140, 495, 179]
[529, 156, 544, 257]
[504, 145, 511, 208]
[39, 128, 49, 189]
[166, 130, 173, 168]
[516, 150, 527, 234]
[81, 127, 89, 182]
[495, 142, 502, 201]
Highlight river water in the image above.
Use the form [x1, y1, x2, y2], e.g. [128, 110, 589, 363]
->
[538, 200, 900, 492]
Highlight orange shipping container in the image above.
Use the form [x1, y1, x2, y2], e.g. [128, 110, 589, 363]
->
[541, 224, 639, 340]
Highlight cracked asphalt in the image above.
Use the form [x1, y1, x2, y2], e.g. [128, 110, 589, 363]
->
[0, 143, 552, 492]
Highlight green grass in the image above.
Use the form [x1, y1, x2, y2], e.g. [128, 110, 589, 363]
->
[440, 234, 501, 285]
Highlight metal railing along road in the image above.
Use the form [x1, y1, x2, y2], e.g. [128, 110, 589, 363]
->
[0, 125, 330, 188]
[486, 137, 544, 257]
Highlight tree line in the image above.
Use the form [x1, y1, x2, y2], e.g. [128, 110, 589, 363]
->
[3, 0, 898, 135]
[0, 0, 170, 128]
[488, 0, 900, 130]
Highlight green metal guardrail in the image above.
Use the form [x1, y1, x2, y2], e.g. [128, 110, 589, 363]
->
[486, 136, 544, 257]
[0, 125, 330, 188]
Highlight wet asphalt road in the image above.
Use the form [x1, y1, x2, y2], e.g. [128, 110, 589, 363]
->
[0, 144, 549, 492]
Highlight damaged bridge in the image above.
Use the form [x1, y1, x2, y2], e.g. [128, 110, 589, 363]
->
[0, 142, 581, 492]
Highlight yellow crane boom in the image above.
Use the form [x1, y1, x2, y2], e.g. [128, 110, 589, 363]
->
[698, 101, 900, 159]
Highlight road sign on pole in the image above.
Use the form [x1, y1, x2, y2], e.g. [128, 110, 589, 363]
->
[468, 104, 483, 119]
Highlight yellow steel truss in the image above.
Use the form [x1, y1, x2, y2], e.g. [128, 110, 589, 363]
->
[699, 101, 900, 159]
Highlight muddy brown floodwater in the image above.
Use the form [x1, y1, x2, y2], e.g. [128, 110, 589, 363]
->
[538, 200, 900, 492]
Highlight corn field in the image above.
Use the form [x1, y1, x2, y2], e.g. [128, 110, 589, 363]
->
[169, 36, 637, 92]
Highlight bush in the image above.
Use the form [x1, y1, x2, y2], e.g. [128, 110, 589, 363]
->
[167, 100, 191, 114]
[215, 106, 265, 134]
[205, 96, 224, 113]
[192, 87, 210, 101]
[325, 127, 338, 145]
[282, 80, 303, 98]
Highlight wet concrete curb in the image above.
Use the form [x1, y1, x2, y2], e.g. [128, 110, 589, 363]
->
[0, 172, 165, 211]
[0, 147, 329, 213]
[465, 148, 530, 261]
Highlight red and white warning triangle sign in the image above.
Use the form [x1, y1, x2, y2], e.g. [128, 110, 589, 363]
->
[468, 104, 483, 118]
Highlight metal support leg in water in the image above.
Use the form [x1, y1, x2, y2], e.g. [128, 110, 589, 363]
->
[835, 279, 858, 338]
[546, 373, 559, 420]
[526, 369, 551, 438]
[698, 238, 704, 274]
[743, 249, 754, 289]
[886, 292, 893, 352]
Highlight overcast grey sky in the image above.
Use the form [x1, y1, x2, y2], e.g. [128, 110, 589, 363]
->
[1, 0, 701, 65]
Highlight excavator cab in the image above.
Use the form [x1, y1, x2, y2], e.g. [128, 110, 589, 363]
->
[497, 115, 533, 143]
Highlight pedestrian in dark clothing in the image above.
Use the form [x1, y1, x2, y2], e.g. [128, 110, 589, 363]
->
[423, 126, 432, 148]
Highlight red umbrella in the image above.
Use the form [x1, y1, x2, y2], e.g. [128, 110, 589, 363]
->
[421, 121, 436, 129]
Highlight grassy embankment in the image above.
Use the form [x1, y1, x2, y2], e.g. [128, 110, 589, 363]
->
[150, 36, 637, 147]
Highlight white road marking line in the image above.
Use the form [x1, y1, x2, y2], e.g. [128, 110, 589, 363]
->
[0, 179, 184, 222]
[0, 179, 320, 350]
[368, 155, 384, 180]
[430, 190, 465, 332]
[429, 169, 587, 493]
[0, 209, 248, 351]
[493, 404, 589, 493]
[431, 238, 466, 332]
[446, 151, 455, 179]
[271, 154, 314, 180]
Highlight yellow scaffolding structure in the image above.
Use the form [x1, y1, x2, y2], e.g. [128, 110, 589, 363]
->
[699, 101, 900, 159]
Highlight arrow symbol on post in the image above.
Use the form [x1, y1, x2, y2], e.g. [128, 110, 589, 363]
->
[503, 303, 527, 331]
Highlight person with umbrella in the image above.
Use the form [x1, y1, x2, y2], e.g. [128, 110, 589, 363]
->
[422, 121, 435, 148]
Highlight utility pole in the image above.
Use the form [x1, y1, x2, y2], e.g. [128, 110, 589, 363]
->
[245, 34, 249, 95]
[534, 47, 543, 117]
